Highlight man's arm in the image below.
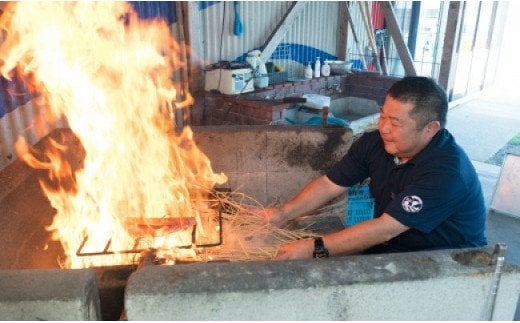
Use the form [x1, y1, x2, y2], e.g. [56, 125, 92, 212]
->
[275, 213, 409, 260]
[262, 175, 347, 226]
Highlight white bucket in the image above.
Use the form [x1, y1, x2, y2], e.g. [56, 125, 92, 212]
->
[254, 75, 269, 88]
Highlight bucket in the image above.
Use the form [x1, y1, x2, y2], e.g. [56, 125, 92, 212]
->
[254, 75, 269, 88]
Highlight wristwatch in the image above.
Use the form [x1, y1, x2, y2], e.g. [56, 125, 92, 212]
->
[313, 237, 329, 258]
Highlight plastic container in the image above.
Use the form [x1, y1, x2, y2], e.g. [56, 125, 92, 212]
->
[321, 60, 330, 77]
[265, 61, 275, 73]
[267, 72, 288, 85]
[329, 60, 352, 75]
[301, 94, 330, 110]
[304, 62, 313, 79]
[345, 199, 375, 227]
[306, 116, 349, 127]
[254, 75, 269, 88]
[343, 185, 374, 227]
[314, 57, 320, 78]
[348, 185, 372, 199]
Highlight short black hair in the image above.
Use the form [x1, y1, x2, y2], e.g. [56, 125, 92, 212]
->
[387, 76, 448, 129]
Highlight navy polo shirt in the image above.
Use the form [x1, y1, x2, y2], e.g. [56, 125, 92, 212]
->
[327, 129, 487, 252]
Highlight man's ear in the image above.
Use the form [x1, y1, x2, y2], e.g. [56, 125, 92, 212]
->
[426, 120, 441, 134]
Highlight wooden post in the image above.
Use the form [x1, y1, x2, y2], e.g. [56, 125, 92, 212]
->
[185, 2, 204, 94]
[321, 106, 329, 127]
[337, 2, 348, 61]
[184, 2, 206, 125]
[359, 2, 383, 74]
[259, 1, 309, 62]
[175, 2, 190, 127]
[379, 1, 417, 76]
[438, 1, 463, 97]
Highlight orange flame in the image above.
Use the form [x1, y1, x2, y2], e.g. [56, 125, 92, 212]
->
[1, 2, 227, 268]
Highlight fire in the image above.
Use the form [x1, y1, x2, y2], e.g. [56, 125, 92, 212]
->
[1, 2, 227, 268]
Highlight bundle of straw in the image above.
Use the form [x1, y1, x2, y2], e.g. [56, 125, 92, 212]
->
[201, 190, 345, 262]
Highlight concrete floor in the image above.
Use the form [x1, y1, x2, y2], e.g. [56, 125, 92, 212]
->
[446, 85, 520, 319]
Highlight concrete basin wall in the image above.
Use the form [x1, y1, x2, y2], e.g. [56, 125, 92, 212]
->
[0, 269, 101, 320]
[329, 96, 381, 120]
[125, 248, 520, 320]
[329, 96, 381, 134]
[192, 125, 354, 205]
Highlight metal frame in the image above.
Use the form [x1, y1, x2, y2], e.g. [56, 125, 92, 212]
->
[76, 189, 232, 257]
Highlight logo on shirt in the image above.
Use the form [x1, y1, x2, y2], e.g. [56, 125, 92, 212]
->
[401, 195, 423, 213]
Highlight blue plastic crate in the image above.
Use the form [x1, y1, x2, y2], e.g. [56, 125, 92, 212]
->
[348, 185, 372, 200]
[345, 199, 374, 227]
[344, 185, 374, 227]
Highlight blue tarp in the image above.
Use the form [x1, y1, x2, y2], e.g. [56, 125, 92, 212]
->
[0, 75, 32, 119]
[234, 43, 337, 66]
[129, 1, 177, 24]
[198, 1, 220, 11]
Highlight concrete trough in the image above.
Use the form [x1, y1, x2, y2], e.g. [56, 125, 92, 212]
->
[125, 247, 520, 320]
[0, 268, 101, 320]
[2, 126, 520, 320]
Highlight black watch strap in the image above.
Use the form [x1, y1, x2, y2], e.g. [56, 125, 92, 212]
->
[313, 237, 329, 258]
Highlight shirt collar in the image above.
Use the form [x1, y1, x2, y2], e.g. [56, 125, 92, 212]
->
[407, 128, 449, 165]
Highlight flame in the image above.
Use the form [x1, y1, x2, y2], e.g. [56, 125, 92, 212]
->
[1, 2, 227, 268]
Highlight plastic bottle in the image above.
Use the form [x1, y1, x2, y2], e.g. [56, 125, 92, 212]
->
[304, 62, 313, 79]
[321, 60, 330, 77]
[314, 57, 321, 78]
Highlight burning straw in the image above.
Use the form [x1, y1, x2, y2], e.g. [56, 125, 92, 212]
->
[0, 2, 345, 267]
[189, 189, 346, 263]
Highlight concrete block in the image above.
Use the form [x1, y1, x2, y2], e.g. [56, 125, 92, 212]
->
[125, 248, 520, 320]
[0, 268, 101, 320]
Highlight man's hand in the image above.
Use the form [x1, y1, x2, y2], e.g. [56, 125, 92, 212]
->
[245, 176, 347, 228]
[246, 207, 288, 227]
[274, 239, 313, 260]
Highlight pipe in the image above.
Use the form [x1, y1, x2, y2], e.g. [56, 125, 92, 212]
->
[487, 243, 507, 320]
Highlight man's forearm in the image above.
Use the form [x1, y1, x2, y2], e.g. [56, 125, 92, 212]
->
[274, 213, 410, 260]
[279, 175, 346, 222]
[324, 213, 409, 256]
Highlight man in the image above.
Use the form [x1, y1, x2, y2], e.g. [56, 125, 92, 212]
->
[258, 76, 487, 260]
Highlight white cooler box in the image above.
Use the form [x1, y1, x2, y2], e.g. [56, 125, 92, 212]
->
[205, 68, 254, 95]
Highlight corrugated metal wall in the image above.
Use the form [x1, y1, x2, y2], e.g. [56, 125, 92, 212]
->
[0, 100, 68, 171]
[199, 1, 340, 78]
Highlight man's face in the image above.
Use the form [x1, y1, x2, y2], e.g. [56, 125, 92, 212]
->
[378, 96, 437, 161]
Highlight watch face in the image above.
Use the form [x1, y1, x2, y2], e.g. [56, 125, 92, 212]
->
[313, 237, 329, 258]
[313, 249, 329, 258]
